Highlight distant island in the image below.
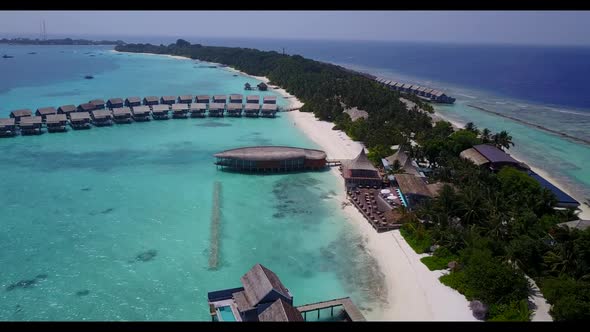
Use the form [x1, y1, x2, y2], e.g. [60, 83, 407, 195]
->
[0, 38, 126, 46]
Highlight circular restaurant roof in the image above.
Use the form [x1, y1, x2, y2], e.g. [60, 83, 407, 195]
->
[214, 146, 327, 161]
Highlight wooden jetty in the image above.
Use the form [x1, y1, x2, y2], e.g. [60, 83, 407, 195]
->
[297, 297, 366, 322]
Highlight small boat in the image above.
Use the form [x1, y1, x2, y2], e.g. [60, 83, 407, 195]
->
[84, 75, 94, 79]
[27, 52, 37, 55]
[2, 54, 14, 59]
[233, 74, 238, 77]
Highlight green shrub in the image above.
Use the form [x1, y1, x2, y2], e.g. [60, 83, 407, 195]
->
[540, 277, 590, 321]
[400, 224, 432, 254]
[488, 300, 531, 321]
[420, 247, 459, 271]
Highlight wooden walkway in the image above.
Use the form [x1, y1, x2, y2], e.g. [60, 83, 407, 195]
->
[296, 297, 366, 321]
[326, 159, 341, 167]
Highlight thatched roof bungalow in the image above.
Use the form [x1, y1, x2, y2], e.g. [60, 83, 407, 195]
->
[151, 104, 170, 120]
[171, 103, 189, 118]
[229, 94, 243, 104]
[190, 103, 207, 118]
[394, 173, 433, 208]
[342, 149, 382, 189]
[244, 103, 260, 117]
[260, 104, 278, 118]
[69, 111, 91, 129]
[78, 103, 95, 113]
[213, 95, 227, 104]
[91, 109, 113, 126]
[227, 103, 243, 117]
[208, 103, 225, 117]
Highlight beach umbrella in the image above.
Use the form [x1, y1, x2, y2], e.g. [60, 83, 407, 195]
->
[380, 189, 391, 194]
[387, 195, 396, 200]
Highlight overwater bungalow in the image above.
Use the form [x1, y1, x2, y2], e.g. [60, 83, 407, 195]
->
[214, 146, 327, 172]
[229, 94, 243, 104]
[143, 96, 159, 106]
[171, 103, 189, 119]
[195, 95, 210, 104]
[106, 98, 124, 109]
[91, 109, 113, 126]
[124, 96, 141, 108]
[35, 107, 57, 121]
[244, 82, 252, 90]
[208, 103, 225, 117]
[244, 103, 260, 118]
[178, 95, 193, 104]
[190, 103, 207, 118]
[78, 103, 95, 113]
[260, 104, 278, 118]
[0, 118, 17, 137]
[131, 105, 151, 121]
[226, 103, 242, 117]
[207, 263, 365, 322]
[112, 107, 133, 123]
[246, 95, 259, 104]
[213, 95, 227, 104]
[57, 104, 77, 116]
[89, 99, 105, 110]
[263, 96, 277, 104]
[45, 114, 68, 133]
[69, 112, 91, 130]
[18, 116, 43, 135]
[151, 104, 170, 120]
[342, 149, 383, 189]
[9, 109, 32, 123]
[257, 82, 268, 91]
[160, 96, 176, 105]
[394, 174, 434, 209]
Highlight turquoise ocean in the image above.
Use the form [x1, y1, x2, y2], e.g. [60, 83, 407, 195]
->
[0, 46, 385, 321]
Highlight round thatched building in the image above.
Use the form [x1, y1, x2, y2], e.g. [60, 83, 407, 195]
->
[214, 146, 327, 172]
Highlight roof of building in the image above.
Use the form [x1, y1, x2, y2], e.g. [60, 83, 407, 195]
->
[232, 290, 255, 312]
[343, 149, 378, 172]
[58, 105, 77, 113]
[209, 103, 225, 110]
[245, 104, 260, 111]
[36, 107, 57, 116]
[557, 219, 590, 231]
[263, 96, 277, 102]
[472, 144, 520, 164]
[247, 95, 260, 101]
[528, 171, 579, 206]
[258, 82, 268, 87]
[195, 95, 210, 101]
[132, 106, 151, 114]
[143, 96, 159, 102]
[261, 104, 278, 111]
[230, 94, 243, 100]
[92, 110, 112, 119]
[78, 103, 95, 111]
[215, 146, 326, 161]
[45, 113, 67, 124]
[258, 298, 304, 322]
[227, 103, 243, 110]
[112, 107, 132, 116]
[151, 104, 170, 112]
[459, 148, 490, 166]
[19, 116, 42, 125]
[396, 174, 433, 198]
[89, 99, 105, 106]
[213, 95, 227, 101]
[10, 109, 32, 118]
[190, 104, 208, 111]
[160, 96, 176, 102]
[178, 95, 193, 101]
[0, 118, 15, 126]
[108, 98, 123, 105]
[171, 103, 189, 111]
[240, 264, 291, 307]
[125, 97, 141, 103]
[69, 112, 91, 121]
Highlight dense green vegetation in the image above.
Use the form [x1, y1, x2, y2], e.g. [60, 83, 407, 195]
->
[420, 247, 459, 271]
[116, 40, 588, 321]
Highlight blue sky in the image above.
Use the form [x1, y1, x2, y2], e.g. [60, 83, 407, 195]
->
[1, 11, 590, 45]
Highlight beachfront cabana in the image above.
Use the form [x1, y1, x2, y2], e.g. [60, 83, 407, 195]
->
[244, 104, 260, 117]
[260, 104, 278, 118]
[18, 116, 43, 135]
[91, 109, 113, 126]
[151, 104, 170, 120]
[78, 103, 95, 113]
[227, 103, 243, 117]
[190, 103, 207, 118]
[9, 109, 32, 123]
[195, 95, 210, 104]
[246, 95, 259, 104]
[89, 99, 106, 110]
[131, 105, 151, 121]
[263, 96, 277, 104]
[125, 96, 141, 107]
[341, 149, 382, 189]
[106, 98, 124, 109]
[257, 82, 268, 91]
[0, 118, 17, 137]
[35, 107, 57, 121]
[143, 96, 159, 106]
[57, 105, 77, 116]
[45, 114, 68, 133]
[394, 174, 433, 208]
[69, 112, 91, 130]
[171, 103, 189, 119]
[229, 94, 243, 104]
[208, 103, 225, 117]
[112, 107, 133, 123]
[160, 96, 176, 105]
[213, 95, 227, 104]
[178, 95, 193, 104]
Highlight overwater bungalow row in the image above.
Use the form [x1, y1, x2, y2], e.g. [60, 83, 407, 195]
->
[0, 118, 17, 137]
[18, 116, 43, 135]
[125, 96, 141, 108]
[244, 103, 260, 117]
[171, 103, 189, 119]
[112, 107, 133, 123]
[107, 98, 124, 109]
[35, 107, 57, 121]
[45, 114, 68, 132]
[131, 105, 151, 121]
[190, 104, 207, 118]
[91, 110, 113, 126]
[69, 112, 91, 129]
[151, 104, 170, 120]
[208, 103, 225, 117]
[375, 77, 456, 104]
[226, 103, 242, 117]
[89, 99, 105, 110]
[260, 104, 278, 118]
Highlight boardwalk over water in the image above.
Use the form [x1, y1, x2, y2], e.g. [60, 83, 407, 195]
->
[296, 297, 366, 321]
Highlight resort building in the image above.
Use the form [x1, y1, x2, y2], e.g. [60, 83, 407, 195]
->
[213, 95, 227, 104]
[207, 263, 365, 322]
[178, 95, 193, 104]
[89, 99, 106, 110]
[229, 94, 243, 104]
[78, 103, 95, 113]
[124, 97, 141, 108]
[18, 116, 43, 135]
[9, 109, 32, 123]
[227, 103, 243, 117]
[382, 149, 422, 177]
[394, 174, 435, 209]
[143, 96, 159, 106]
[0, 118, 17, 137]
[160, 96, 176, 105]
[35, 107, 57, 121]
[208, 103, 225, 117]
[57, 104, 77, 116]
[190, 104, 207, 118]
[342, 149, 383, 189]
[377, 78, 456, 104]
[528, 170, 580, 209]
[244, 104, 260, 117]
[151, 104, 170, 120]
[257, 82, 268, 91]
[171, 103, 189, 119]
[69, 112, 91, 130]
[244, 83, 252, 90]
[106, 98, 124, 109]
[195, 95, 210, 104]
[557, 219, 590, 231]
[112, 107, 133, 123]
[460, 144, 528, 172]
[214, 146, 327, 172]
[45, 114, 68, 132]
[263, 96, 277, 104]
[131, 106, 151, 121]
[91, 110, 113, 126]
[260, 104, 278, 118]
[246, 95, 259, 104]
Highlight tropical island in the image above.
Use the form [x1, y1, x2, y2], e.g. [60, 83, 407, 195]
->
[0, 37, 125, 46]
[115, 39, 590, 321]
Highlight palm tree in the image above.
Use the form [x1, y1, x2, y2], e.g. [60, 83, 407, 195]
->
[481, 128, 492, 144]
[493, 130, 515, 151]
[464, 122, 480, 135]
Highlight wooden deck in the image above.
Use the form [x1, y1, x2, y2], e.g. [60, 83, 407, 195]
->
[297, 297, 366, 322]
